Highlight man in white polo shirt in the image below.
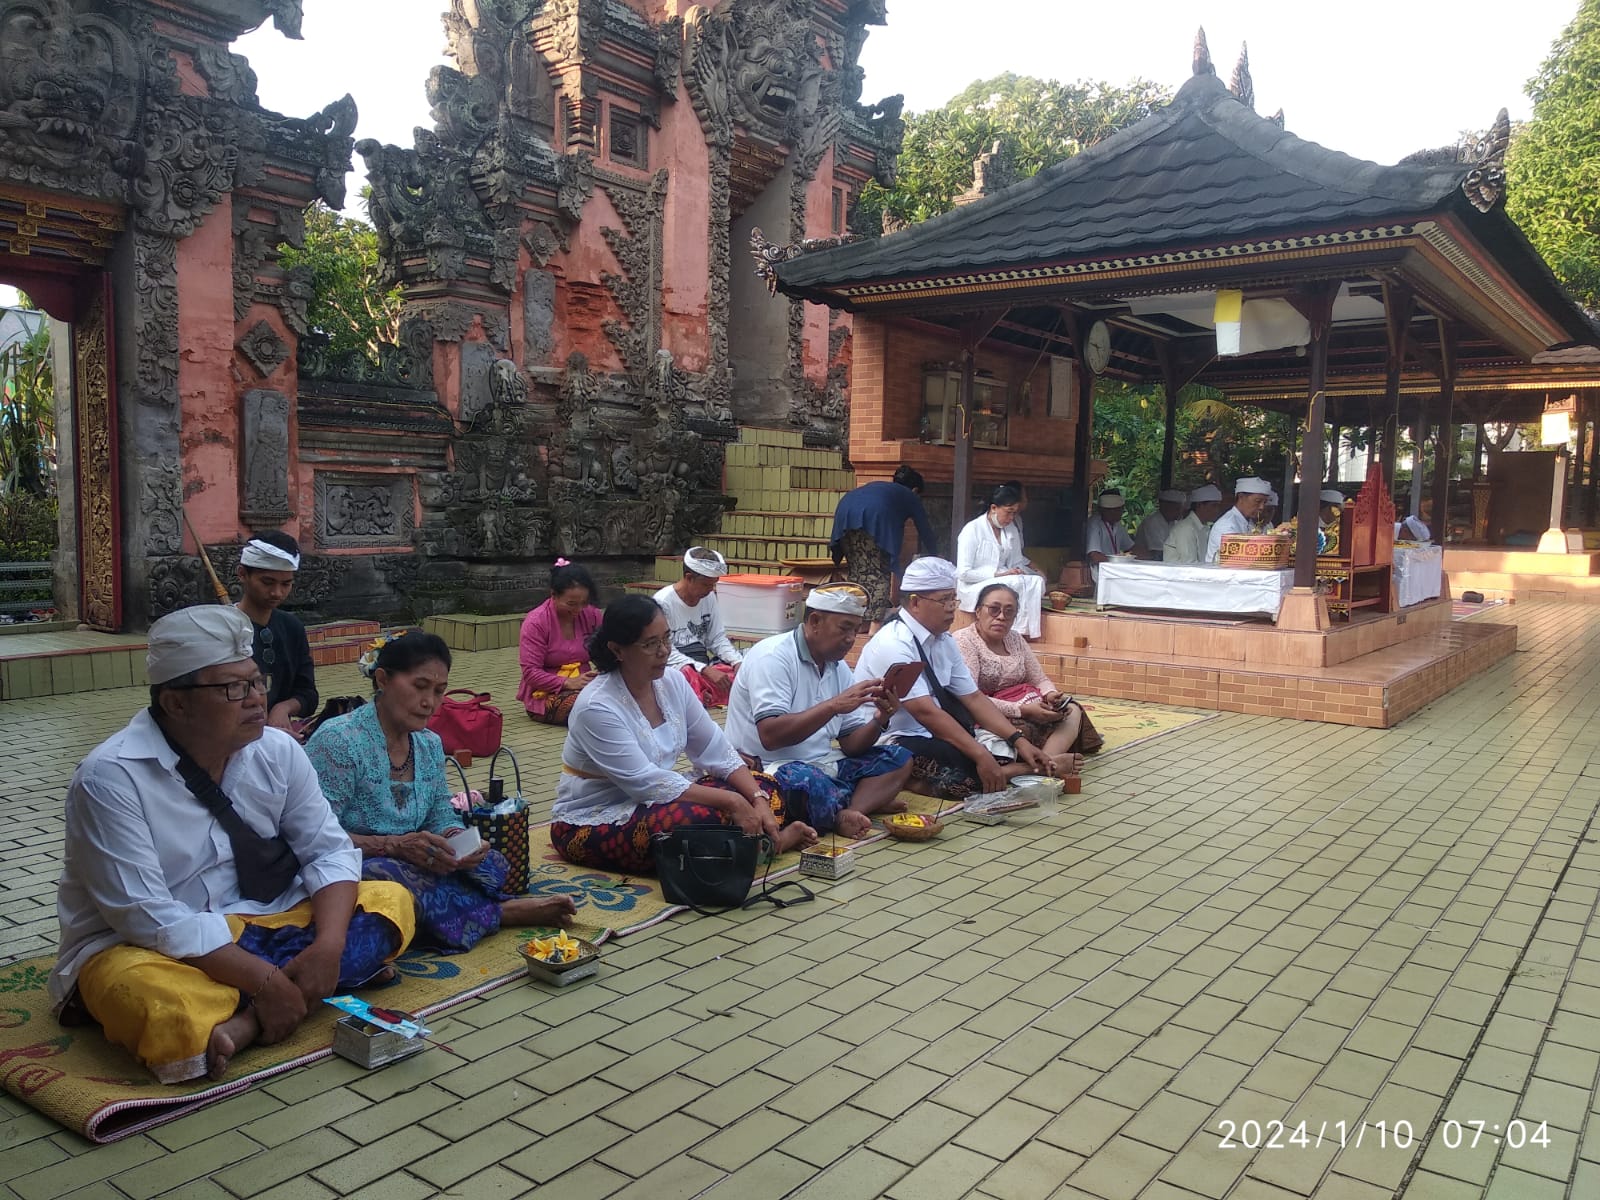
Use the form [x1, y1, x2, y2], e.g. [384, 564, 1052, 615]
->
[1206, 477, 1272, 563]
[725, 584, 914, 839]
[1164, 485, 1223, 563]
[853, 557, 1051, 800]
[1134, 490, 1186, 559]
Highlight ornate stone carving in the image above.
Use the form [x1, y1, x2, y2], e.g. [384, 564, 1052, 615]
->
[233, 219, 273, 321]
[304, 94, 358, 210]
[1193, 27, 1214, 77]
[1463, 109, 1510, 213]
[655, 15, 684, 98]
[242, 389, 292, 521]
[315, 472, 416, 549]
[1229, 43, 1254, 111]
[685, 0, 813, 147]
[0, 0, 144, 200]
[262, 1, 305, 40]
[133, 233, 179, 407]
[147, 556, 206, 620]
[139, 460, 184, 558]
[547, 0, 603, 66]
[298, 330, 435, 391]
[750, 226, 858, 296]
[239, 320, 289, 378]
[193, 46, 259, 108]
[557, 149, 596, 222]
[599, 168, 667, 378]
[459, 342, 529, 429]
[132, 96, 239, 238]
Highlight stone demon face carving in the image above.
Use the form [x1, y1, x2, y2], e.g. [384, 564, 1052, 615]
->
[727, 0, 812, 135]
[0, 0, 140, 173]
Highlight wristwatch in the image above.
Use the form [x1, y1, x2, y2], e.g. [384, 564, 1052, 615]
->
[1004, 731, 1023, 748]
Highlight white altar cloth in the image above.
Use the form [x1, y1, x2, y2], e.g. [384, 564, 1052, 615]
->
[1393, 545, 1444, 607]
[1095, 560, 1293, 619]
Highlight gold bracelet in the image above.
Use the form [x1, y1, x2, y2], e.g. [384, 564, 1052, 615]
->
[249, 965, 276, 1004]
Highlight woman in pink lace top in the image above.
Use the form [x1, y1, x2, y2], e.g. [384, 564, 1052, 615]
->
[518, 561, 604, 724]
[953, 582, 1096, 777]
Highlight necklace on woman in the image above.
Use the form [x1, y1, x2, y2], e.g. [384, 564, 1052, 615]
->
[388, 733, 414, 777]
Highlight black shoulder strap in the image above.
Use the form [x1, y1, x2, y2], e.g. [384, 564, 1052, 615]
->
[910, 630, 976, 735]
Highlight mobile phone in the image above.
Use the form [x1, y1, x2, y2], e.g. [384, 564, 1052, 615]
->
[883, 662, 923, 699]
[1054, 694, 1075, 712]
[446, 826, 482, 858]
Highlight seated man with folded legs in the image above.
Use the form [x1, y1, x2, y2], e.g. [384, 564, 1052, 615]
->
[654, 546, 744, 707]
[726, 583, 914, 840]
[854, 557, 1052, 801]
[49, 606, 415, 1084]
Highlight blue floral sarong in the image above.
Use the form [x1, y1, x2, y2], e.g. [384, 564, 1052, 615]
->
[772, 745, 912, 833]
[359, 850, 517, 954]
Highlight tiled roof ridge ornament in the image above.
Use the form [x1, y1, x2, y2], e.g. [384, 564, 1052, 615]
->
[1229, 43, 1254, 111]
[750, 226, 861, 296]
[1193, 27, 1214, 77]
[954, 139, 1018, 206]
[1462, 108, 1511, 213]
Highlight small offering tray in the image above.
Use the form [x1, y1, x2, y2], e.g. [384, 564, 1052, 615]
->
[521, 934, 600, 987]
[333, 1012, 428, 1069]
[800, 842, 856, 879]
[883, 813, 943, 841]
[961, 789, 1043, 825]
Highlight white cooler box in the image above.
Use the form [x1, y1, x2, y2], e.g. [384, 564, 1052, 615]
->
[717, 574, 804, 634]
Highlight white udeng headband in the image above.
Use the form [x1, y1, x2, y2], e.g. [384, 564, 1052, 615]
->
[240, 539, 301, 571]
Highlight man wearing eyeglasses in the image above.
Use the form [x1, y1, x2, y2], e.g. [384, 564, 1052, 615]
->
[50, 606, 414, 1085]
[854, 557, 1052, 800]
[235, 531, 318, 737]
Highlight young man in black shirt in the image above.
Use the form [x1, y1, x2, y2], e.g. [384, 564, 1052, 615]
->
[235, 531, 318, 736]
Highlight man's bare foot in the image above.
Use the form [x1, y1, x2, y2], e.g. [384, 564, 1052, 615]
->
[1052, 753, 1084, 776]
[207, 1010, 259, 1080]
[881, 795, 908, 813]
[502, 896, 578, 927]
[775, 822, 818, 853]
[836, 810, 873, 840]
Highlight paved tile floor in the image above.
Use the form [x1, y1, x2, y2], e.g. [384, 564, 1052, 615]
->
[1, 602, 1596, 1198]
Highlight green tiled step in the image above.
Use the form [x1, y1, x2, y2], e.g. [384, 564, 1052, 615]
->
[424, 613, 523, 653]
[700, 535, 829, 564]
[736, 425, 807, 448]
[727, 488, 846, 514]
[723, 442, 850, 470]
[725, 465, 855, 492]
[720, 510, 834, 539]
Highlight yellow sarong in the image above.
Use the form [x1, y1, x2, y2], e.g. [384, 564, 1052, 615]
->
[75, 882, 415, 1083]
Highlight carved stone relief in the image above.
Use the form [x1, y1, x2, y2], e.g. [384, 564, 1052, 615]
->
[74, 288, 119, 630]
[597, 168, 668, 379]
[239, 320, 289, 378]
[315, 472, 416, 549]
[242, 389, 293, 521]
[523, 267, 557, 363]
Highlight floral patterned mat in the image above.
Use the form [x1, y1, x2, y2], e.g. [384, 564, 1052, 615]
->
[0, 698, 1210, 1142]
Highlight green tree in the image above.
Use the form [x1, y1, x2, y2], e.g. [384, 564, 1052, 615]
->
[857, 73, 1171, 231]
[278, 200, 403, 359]
[1507, 0, 1600, 309]
[0, 319, 54, 498]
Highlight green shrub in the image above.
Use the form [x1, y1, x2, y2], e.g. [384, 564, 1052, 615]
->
[0, 491, 57, 561]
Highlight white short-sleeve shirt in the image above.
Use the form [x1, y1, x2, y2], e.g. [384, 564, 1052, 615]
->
[853, 610, 978, 741]
[725, 628, 874, 770]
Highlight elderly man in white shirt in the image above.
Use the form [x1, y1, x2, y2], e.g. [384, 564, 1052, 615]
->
[654, 546, 745, 707]
[1163, 485, 1223, 563]
[854, 557, 1051, 800]
[1206, 477, 1273, 563]
[1085, 490, 1135, 582]
[51, 607, 414, 1084]
[1134, 490, 1186, 559]
[726, 584, 914, 840]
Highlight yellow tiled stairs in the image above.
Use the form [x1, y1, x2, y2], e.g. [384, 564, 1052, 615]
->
[639, 425, 854, 589]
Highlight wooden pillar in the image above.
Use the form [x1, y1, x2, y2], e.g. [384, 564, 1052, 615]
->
[1379, 283, 1415, 491]
[1160, 384, 1178, 492]
[950, 347, 975, 553]
[1327, 424, 1341, 483]
[1588, 395, 1600, 525]
[1429, 325, 1458, 543]
[1292, 282, 1340, 588]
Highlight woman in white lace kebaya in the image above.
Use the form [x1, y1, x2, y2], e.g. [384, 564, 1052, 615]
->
[550, 596, 818, 874]
[955, 483, 1046, 637]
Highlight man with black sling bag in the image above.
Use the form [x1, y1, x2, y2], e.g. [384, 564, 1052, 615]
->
[853, 557, 1051, 801]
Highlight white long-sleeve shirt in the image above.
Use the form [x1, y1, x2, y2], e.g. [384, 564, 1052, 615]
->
[51, 711, 361, 1008]
[955, 516, 1040, 611]
[1163, 512, 1211, 564]
[553, 668, 744, 826]
[1205, 506, 1255, 563]
[653, 584, 743, 669]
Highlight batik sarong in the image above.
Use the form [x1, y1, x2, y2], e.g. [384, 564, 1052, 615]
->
[772, 745, 912, 833]
[361, 848, 517, 953]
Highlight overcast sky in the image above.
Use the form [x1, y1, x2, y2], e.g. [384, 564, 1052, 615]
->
[231, 0, 1581, 219]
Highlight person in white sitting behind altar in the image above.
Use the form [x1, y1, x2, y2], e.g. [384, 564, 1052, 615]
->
[1395, 504, 1431, 542]
[1133, 489, 1186, 559]
[1163, 484, 1223, 563]
[1084, 489, 1135, 584]
[955, 483, 1046, 639]
[1257, 488, 1281, 532]
[1320, 489, 1346, 526]
[1206, 477, 1273, 563]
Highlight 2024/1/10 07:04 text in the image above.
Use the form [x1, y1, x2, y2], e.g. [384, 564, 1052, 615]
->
[1218, 1119, 1552, 1150]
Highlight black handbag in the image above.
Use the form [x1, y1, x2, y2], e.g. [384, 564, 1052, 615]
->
[652, 825, 814, 915]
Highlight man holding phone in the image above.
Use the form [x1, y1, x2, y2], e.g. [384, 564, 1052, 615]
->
[854, 557, 1052, 801]
[726, 584, 914, 839]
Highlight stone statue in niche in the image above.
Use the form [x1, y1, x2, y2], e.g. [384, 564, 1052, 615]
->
[242, 389, 292, 519]
[328, 484, 395, 539]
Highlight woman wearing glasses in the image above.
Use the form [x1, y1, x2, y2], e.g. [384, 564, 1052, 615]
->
[551, 596, 818, 874]
[955, 483, 1046, 638]
[306, 631, 576, 950]
[954, 583, 1099, 778]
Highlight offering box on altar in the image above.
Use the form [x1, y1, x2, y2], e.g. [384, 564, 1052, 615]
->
[1219, 533, 1292, 569]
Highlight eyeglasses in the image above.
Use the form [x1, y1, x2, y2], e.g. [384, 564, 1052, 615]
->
[979, 604, 1018, 619]
[635, 636, 673, 655]
[912, 593, 960, 608]
[173, 677, 269, 702]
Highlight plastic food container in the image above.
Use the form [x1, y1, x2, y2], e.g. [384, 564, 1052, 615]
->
[717, 574, 804, 634]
